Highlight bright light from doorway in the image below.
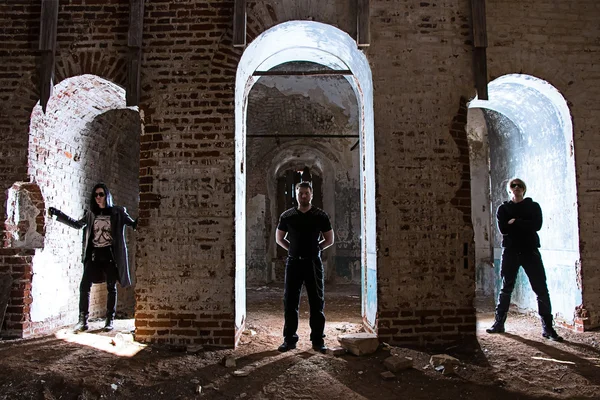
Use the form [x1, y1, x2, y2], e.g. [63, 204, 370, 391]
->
[55, 329, 146, 357]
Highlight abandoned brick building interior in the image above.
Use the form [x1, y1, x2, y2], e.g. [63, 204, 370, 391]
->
[1, 0, 599, 399]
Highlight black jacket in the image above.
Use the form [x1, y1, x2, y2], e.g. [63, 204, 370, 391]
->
[54, 206, 136, 287]
[497, 198, 542, 250]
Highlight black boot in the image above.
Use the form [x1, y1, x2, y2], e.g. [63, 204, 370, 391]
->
[312, 342, 328, 354]
[486, 312, 507, 334]
[277, 341, 296, 352]
[541, 316, 563, 342]
[104, 316, 115, 332]
[73, 313, 88, 332]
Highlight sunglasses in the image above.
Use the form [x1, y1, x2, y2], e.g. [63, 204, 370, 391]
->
[94, 192, 106, 198]
[510, 183, 524, 189]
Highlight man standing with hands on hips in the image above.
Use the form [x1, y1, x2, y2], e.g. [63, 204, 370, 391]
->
[276, 181, 334, 353]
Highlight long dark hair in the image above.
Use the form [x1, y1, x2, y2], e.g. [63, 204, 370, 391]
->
[89, 182, 114, 214]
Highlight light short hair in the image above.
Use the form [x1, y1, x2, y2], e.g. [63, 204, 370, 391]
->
[506, 178, 527, 195]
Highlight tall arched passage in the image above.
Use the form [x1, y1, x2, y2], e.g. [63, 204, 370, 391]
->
[467, 74, 581, 329]
[17, 74, 141, 335]
[235, 21, 376, 343]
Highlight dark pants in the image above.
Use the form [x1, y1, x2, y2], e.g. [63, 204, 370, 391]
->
[496, 248, 552, 318]
[283, 256, 325, 346]
[79, 247, 118, 319]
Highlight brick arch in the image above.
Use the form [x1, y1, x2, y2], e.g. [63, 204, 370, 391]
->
[28, 74, 128, 187]
[54, 51, 128, 89]
[491, 50, 576, 97]
[206, 1, 285, 83]
[23, 74, 140, 337]
[4, 73, 40, 125]
[246, 3, 278, 43]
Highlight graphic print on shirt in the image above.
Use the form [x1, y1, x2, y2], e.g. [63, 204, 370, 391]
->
[92, 215, 113, 247]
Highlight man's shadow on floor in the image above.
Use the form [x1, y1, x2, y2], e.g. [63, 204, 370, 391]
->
[503, 332, 600, 385]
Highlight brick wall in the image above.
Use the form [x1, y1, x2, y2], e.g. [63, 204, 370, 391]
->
[0, 249, 35, 337]
[0, 1, 40, 239]
[1, 0, 598, 345]
[0, 0, 137, 338]
[1, 182, 45, 337]
[368, 0, 477, 346]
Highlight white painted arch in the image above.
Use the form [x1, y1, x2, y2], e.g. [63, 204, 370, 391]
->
[234, 21, 377, 340]
[468, 74, 581, 325]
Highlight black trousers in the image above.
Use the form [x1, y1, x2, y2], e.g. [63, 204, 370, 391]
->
[79, 247, 118, 318]
[283, 256, 325, 345]
[496, 248, 552, 318]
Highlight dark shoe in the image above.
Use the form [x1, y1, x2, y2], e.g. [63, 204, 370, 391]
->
[312, 343, 327, 353]
[541, 316, 563, 342]
[542, 327, 563, 342]
[104, 317, 115, 332]
[278, 341, 296, 352]
[486, 312, 507, 334]
[485, 322, 505, 334]
[73, 313, 88, 332]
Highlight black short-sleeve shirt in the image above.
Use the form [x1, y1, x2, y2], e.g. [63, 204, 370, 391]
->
[277, 206, 332, 258]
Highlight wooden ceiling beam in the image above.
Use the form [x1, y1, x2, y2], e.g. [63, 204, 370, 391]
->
[471, 0, 488, 100]
[233, 0, 246, 47]
[357, 0, 370, 47]
[253, 70, 352, 77]
[39, 0, 59, 113]
[127, 0, 144, 107]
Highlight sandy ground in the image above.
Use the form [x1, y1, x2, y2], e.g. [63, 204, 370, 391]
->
[1, 284, 599, 400]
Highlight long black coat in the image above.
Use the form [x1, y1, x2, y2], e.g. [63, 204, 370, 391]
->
[55, 206, 136, 288]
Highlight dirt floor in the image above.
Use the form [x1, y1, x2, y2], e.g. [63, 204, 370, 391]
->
[1, 284, 599, 400]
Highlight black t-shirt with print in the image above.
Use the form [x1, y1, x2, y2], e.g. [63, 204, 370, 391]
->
[277, 206, 332, 258]
[92, 207, 113, 248]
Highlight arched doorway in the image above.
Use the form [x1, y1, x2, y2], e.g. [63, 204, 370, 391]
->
[234, 21, 376, 344]
[467, 74, 580, 328]
[25, 74, 141, 331]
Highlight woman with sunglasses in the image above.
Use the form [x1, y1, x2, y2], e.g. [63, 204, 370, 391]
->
[486, 178, 563, 341]
[48, 183, 137, 332]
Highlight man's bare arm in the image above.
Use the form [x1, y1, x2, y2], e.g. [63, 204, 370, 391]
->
[319, 229, 334, 251]
[276, 229, 289, 251]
